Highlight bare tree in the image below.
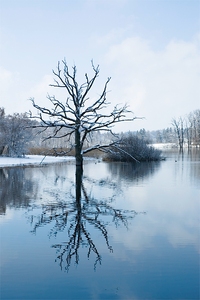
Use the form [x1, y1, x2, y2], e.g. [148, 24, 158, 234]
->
[30, 60, 137, 170]
[171, 117, 185, 150]
[0, 111, 34, 157]
[188, 109, 200, 146]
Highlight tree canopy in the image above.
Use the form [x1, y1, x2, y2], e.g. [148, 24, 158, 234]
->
[30, 59, 137, 170]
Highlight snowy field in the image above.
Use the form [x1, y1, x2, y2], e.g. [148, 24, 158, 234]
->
[0, 155, 75, 168]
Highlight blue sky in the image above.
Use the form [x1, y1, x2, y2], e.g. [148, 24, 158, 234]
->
[0, 0, 199, 131]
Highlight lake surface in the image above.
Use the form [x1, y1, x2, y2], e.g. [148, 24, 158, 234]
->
[0, 149, 199, 300]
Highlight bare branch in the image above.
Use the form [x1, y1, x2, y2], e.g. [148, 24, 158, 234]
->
[30, 60, 139, 169]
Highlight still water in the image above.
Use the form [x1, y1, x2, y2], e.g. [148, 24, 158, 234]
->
[0, 149, 199, 300]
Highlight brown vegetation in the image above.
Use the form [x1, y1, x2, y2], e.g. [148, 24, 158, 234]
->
[28, 147, 104, 158]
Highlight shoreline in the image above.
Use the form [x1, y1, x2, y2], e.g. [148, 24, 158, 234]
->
[0, 155, 75, 168]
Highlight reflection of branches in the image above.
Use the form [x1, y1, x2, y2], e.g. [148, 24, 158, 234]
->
[29, 202, 70, 237]
[27, 171, 143, 271]
[53, 213, 102, 271]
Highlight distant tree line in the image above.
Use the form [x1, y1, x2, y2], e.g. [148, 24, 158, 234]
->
[171, 109, 200, 149]
[30, 108, 200, 155]
[129, 109, 200, 150]
[0, 107, 114, 158]
[0, 108, 199, 158]
[0, 108, 34, 157]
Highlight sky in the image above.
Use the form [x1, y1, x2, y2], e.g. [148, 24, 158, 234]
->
[0, 0, 199, 132]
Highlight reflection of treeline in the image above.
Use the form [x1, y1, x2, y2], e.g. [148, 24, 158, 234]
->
[106, 160, 161, 183]
[0, 167, 38, 214]
[175, 148, 200, 186]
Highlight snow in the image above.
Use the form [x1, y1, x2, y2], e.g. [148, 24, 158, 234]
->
[151, 143, 177, 149]
[0, 155, 75, 168]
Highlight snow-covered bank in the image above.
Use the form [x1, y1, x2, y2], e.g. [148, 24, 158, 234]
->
[0, 155, 75, 168]
[152, 143, 177, 149]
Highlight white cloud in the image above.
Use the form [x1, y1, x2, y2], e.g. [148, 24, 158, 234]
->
[0, 67, 13, 85]
[104, 35, 200, 131]
[0, 67, 52, 114]
[0, 67, 22, 113]
[0, 67, 20, 96]
[29, 74, 52, 101]
[1, 34, 199, 131]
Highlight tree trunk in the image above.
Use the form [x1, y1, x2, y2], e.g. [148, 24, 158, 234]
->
[75, 127, 83, 170]
[75, 166, 83, 204]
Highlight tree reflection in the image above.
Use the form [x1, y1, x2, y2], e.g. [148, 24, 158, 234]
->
[190, 149, 200, 185]
[28, 167, 141, 271]
[106, 161, 161, 183]
[0, 167, 37, 215]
